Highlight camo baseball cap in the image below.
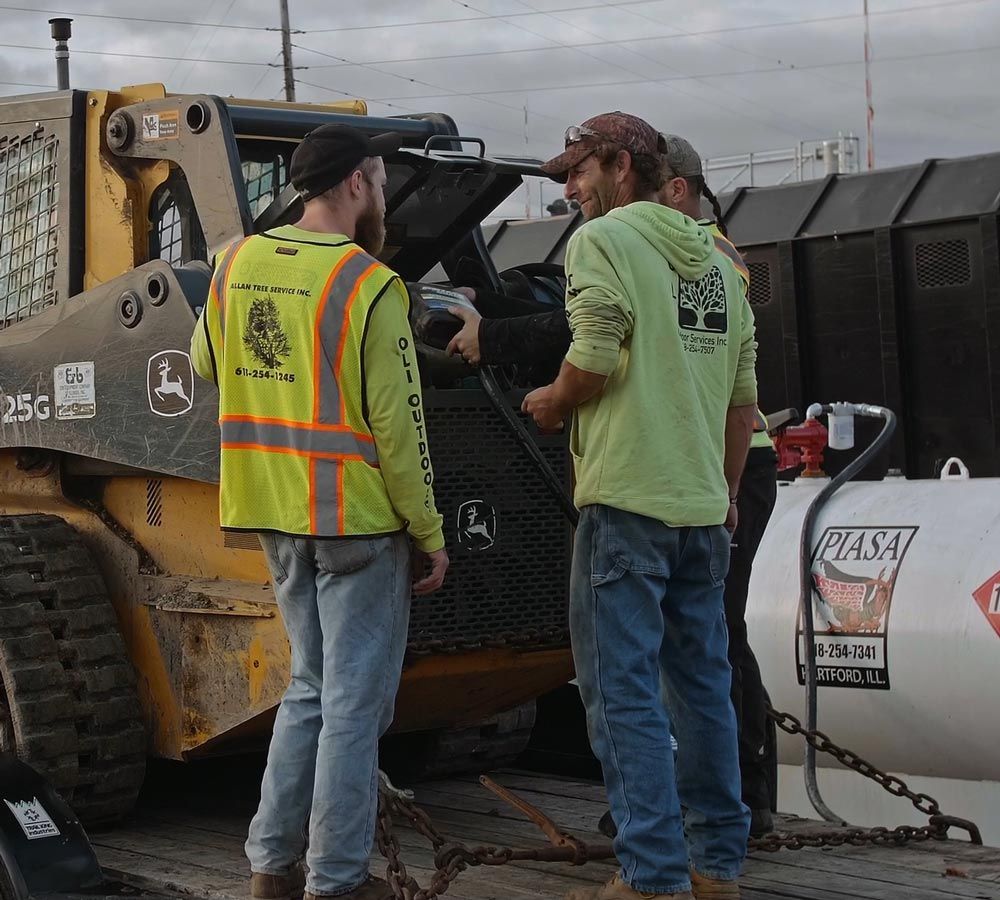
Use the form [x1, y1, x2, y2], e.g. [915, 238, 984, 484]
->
[660, 133, 703, 179]
[541, 111, 665, 183]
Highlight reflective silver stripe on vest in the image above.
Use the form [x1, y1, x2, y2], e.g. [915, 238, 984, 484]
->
[221, 419, 378, 463]
[315, 251, 381, 424]
[312, 459, 340, 534]
[213, 240, 248, 342]
[712, 235, 748, 276]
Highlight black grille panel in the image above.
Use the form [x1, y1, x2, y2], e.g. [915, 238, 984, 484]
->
[0, 129, 60, 330]
[410, 391, 571, 647]
[747, 261, 772, 307]
[915, 239, 971, 289]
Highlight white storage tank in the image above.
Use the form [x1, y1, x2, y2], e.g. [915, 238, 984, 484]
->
[748, 464, 1000, 782]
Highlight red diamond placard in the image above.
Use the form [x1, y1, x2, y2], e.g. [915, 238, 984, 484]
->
[972, 571, 1000, 639]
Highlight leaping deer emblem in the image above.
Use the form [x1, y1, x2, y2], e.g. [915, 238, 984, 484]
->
[154, 358, 190, 404]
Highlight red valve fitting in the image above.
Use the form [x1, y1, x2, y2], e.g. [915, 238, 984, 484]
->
[774, 417, 829, 477]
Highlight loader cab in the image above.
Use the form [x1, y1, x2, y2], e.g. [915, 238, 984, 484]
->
[0, 85, 575, 823]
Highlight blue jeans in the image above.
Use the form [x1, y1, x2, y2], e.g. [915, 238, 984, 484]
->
[246, 532, 411, 896]
[570, 505, 749, 894]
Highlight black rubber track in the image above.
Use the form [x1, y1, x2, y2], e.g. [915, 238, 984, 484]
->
[0, 514, 145, 824]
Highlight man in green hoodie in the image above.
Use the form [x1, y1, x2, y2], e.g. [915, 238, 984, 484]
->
[522, 112, 757, 900]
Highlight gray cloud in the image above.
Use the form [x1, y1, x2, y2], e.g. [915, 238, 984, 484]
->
[2, 0, 997, 221]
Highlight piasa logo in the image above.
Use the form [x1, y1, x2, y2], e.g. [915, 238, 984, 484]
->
[244, 298, 292, 369]
[811, 527, 916, 634]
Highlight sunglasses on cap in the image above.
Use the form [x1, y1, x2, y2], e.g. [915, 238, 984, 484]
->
[564, 124, 606, 145]
[564, 124, 647, 160]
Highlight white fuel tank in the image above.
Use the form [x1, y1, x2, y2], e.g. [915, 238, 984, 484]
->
[747, 466, 1000, 781]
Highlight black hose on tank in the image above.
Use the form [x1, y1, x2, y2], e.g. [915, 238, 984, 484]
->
[799, 402, 897, 824]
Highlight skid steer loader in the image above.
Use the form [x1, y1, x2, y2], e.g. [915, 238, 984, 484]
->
[0, 84, 573, 823]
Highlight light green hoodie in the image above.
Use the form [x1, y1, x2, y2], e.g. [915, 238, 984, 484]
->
[564, 201, 758, 527]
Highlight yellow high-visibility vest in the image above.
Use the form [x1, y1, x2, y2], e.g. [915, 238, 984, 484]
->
[194, 229, 418, 538]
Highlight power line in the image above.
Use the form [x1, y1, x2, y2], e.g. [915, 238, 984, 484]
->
[173, 0, 240, 92]
[0, 4, 282, 32]
[368, 42, 1000, 102]
[303, 0, 679, 34]
[292, 42, 563, 125]
[305, 0, 991, 34]
[477, 0, 828, 141]
[0, 42, 280, 66]
[294, 77, 532, 146]
[622, 0, 999, 137]
[300, 0, 994, 67]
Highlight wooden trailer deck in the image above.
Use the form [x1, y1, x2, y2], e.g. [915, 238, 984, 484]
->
[89, 764, 1000, 900]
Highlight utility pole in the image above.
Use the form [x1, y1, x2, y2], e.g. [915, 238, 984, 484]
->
[863, 0, 874, 170]
[279, 0, 296, 102]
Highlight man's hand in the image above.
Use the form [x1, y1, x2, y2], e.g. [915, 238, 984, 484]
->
[725, 501, 739, 535]
[413, 548, 450, 596]
[522, 385, 567, 432]
[445, 305, 483, 366]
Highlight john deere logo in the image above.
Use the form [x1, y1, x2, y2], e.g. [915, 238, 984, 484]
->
[244, 298, 291, 369]
[457, 499, 497, 551]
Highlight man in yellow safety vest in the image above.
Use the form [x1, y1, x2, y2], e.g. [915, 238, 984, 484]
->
[191, 124, 448, 900]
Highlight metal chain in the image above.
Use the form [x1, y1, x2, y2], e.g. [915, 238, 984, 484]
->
[765, 705, 982, 844]
[373, 705, 983, 898]
[748, 823, 948, 852]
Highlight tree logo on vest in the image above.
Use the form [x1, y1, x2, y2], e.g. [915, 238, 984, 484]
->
[678, 265, 728, 334]
[244, 298, 292, 369]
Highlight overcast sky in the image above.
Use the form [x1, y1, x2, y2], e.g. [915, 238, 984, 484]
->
[2, 0, 998, 219]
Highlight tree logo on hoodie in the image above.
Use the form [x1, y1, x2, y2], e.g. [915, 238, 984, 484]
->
[678, 265, 728, 334]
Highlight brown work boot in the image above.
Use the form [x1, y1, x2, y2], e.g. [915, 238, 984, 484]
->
[304, 875, 418, 900]
[250, 866, 306, 900]
[690, 870, 740, 899]
[565, 873, 694, 900]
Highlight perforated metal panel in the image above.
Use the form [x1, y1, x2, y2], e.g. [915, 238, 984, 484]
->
[747, 261, 772, 307]
[409, 393, 571, 647]
[0, 129, 60, 330]
[914, 239, 972, 289]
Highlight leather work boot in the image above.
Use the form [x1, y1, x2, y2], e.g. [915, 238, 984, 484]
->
[250, 866, 306, 900]
[690, 870, 740, 899]
[565, 873, 694, 900]
[304, 874, 418, 900]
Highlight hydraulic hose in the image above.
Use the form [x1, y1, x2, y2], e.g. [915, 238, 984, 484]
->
[799, 402, 897, 824]
[467, 220, 582, 526]
[477, 365, 580, 527]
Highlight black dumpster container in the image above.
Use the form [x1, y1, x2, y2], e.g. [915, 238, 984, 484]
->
[482, 151, 1000, 478]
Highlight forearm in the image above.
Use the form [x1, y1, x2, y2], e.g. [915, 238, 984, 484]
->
[725, 403, 757, 497]
[478, 310, 571, 366]
[551, 359, 607, 412]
